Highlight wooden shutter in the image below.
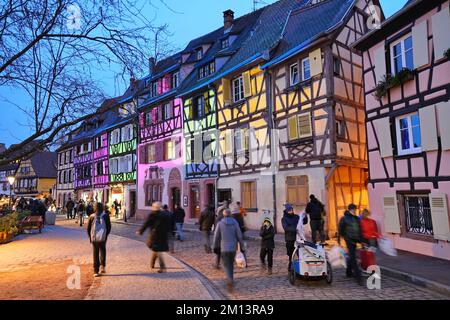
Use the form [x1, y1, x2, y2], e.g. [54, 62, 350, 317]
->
[374, 45, 386, 84]
[419, 105, 438, 152]
[286, 177, 297, 205]
[432, 9, 450, 60]
[309, 48, 322, 77]
[243, 71, 252, 98]
[429, 194, 450, 241]
[373, 117, 393, 157]
[222, 78, 231, 106]
[288, 116, 299, 141]
[225, 130, 234, 155]
[298, 113, 312, 138]
[412, 20, 429, 68]
[251, 181, 256, 208]
[155, 142, 164, 162]
[437, 102, 450, 150]
[382, 195, 401, 234]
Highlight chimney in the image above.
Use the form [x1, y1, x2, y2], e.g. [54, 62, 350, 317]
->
[149, 57, 156, 75]
[223, 9, 234, 30]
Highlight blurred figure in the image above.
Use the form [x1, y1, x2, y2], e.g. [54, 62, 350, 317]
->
[213, 201, 229, 269]
[113, 199, 120, 218]
[305, 194, 326, 245]
[199, 204, 215, 253]
[281, 203, 299, 271]
[137, 202, 171, 273]
[173, 204, 186, 241]
[87, 202, 111, 277]
[338, 203, 363, 285]
[66, 197, 75, 219]
[213, 208, 245, 293]
[260, 218, 275, 275]
[77, 200, 85, 226]
[360, 209, 379, 247]
[162, 204, 175, 253]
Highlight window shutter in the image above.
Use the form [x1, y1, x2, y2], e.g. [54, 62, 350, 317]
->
[429, 194, 450, 241]
[298, 113, 312, 138]
[374, 46, 386, 84]
[419, 105, 438, 152]
[436, 102, 450, 150]
[412, 20, 429, 68]
[251, 181, 256, 208]
[373, 117, 393, 157]
[225, 130, 234, 155]
[432, 9, 450, 60]
[288, 116, 299, 141]
[222, 78, 231, 106]
[309, 48, 322, 77]
[243, 71, 252, 98]
[382, 195, 401, 234]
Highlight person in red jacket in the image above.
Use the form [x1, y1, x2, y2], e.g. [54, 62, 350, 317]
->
[360, 209, 379, 247]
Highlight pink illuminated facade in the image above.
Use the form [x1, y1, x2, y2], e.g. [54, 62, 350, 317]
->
[92, 132, 109, 203]
[355, 0, 450, 260]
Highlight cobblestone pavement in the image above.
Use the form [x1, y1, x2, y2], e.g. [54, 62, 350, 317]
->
[108, 222, 448, 300]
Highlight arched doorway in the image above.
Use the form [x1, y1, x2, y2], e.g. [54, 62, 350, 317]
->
[168, 168, 182, 211]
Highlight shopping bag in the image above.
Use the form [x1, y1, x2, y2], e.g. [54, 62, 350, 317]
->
[235, 243, 247, 268]
[327, 245, 347, 269]
[378, 237, 397, 256]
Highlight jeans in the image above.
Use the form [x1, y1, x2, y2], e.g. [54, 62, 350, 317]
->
[260, 248, 273, 269]
[150, 251, 166, 269]
[345, 239, 362, 281]
[203, 230, 211, 252]
[286, 241, 295, 270]
[310, 219, 325, 243]
[221, 251, 236, 283]
[175, 223, 184, 241]
[92, 242, 106, 273]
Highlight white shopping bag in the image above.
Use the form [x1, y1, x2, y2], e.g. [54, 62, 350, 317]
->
[379, 237, 397, 256]
[235, 243, 247, 268]
[327, 245, 347, 269]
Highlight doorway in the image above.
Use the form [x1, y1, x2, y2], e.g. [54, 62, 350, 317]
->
[206, 183, 215, 209]
[218, 189, 232, 204]
[129, 191, 136, 218]
[190, 185, 200, 218]
[171, 187, 181, 211]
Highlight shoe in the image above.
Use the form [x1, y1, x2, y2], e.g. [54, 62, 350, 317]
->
[268, 268, 272, 275]
[260, 263, 266, 270]
[101, 266, 106, 274]
[214, 264, 220, 270]
[94, 273, 100, 277]
[157, 268, 166, 273]
[226, 282, 234, 293]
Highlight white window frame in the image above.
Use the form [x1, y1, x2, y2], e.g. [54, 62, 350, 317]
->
[164, 103, 172, 119]
[232, 76, 244, 103]
[172, 72, 180, 88]
[111, 129, 120, 145]
[197, 49, 203, 60]
[390, 33, 414, 75]
[302, 57, 311, 81]
[395, 112, 422, 156]
[290, 63, 299, 85]
[165, 140, 175, 160]
[145, 112, 153, 126]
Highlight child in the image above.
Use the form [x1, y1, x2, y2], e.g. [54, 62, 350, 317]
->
[259, 218, 275, 275]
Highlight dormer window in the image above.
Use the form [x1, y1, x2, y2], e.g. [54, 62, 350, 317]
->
[198, 62, 215, 79]
[152, 82, 158, 97]
[172, 71, 180, 88]
[196, 49, 203, 60]
[221, 38, 229, 49]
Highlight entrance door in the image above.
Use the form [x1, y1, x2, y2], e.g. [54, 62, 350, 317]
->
[129, 191, 136, 218]
[190, 185, 200, 218]
[171, 187, 181, 211]
[218, 189, 232, 204]
[207, 183, 215, 208]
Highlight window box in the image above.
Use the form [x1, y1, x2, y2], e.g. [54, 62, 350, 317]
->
[374, 68, 415, 101]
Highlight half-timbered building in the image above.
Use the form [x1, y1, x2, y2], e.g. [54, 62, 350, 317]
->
[355, 0, 450, 260]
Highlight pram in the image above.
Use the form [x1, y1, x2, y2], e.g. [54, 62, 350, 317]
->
[289, 239, 333, 285]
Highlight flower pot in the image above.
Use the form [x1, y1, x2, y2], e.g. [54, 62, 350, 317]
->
[0, 231, 14, 244]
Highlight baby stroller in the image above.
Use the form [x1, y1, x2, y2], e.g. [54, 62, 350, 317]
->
[289, 239, 333, 285]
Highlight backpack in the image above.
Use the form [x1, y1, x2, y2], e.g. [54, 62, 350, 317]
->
[91, 213, 107, 243]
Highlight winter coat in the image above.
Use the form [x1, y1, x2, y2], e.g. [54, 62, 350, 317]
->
[86, 211, 111, 243]
[360, 218, 379, 240]
[260, 223, 275, 249]
[139, 210, 171, 252]
[66, 200, 75, 210]
[173, 208, 186, 224]
[281, 211, 300, 242]
[305, 199, 325, 220]
[199, 208, 215, 231]
[339, 211, 362, 243]
[86, 204, 94, 216]
[232, 213, 246, 234]
[213, 217, 245, 253]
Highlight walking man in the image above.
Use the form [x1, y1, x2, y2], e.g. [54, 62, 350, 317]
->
[305, 194, 326, 245]
[66, 197, 75, 219]
[213, 208, 245, 293]
[213, 201, 229, 269]
[173, 204, 186, 241]
[87, 203, 111, 277]
[281, 204, 299, 271]
[199, 204, 215, 253]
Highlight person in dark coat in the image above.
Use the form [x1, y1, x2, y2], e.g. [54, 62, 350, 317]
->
[199, 205, 215, 253]
[66, 197, 75, 219]
[305, 194, 326, 245]
[76, 200, 85, 225]
[37, 200, 47, 225]
[137, 202, 171, 273]
[162, 204, 175, 253]
[213, 201, 228, 268]
[338, 203, 363, 285]
[281, 203, 299, 271]
[173, 204, 186, 241]
[86, 202, 111, 277]
[260, 218, 275, 275]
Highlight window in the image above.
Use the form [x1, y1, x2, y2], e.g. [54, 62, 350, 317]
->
[152, 82, 159, 97]
[395, 113, 421, 156]
[164, 103, 172, 119]
[334, 57, 341, 75]
[96, 162, 103, 176]
[241, 181, 257, 210]
[336, 120, 346, 139]
[172, 72, 180, 88]
[165, 140, 175, 160]
[110, 158, 119, 174]
[145, 112, 153, 126]
[196, 48, 203, 60]
[286, 176, 309, 206]
[95, 136, 102, 150]
[290, 63, 299, 85]
[147, 144, 155, 163]
[232, 76, 244, 102]
[390, 34, 413, 75]
[194, 96, 205, 119]
[222, 38, 229, 49]
[288, 113, 312, 141]
[111, 129, 120, 144]
[234, 128, 249, 153]
[198, 62, 215, 79]
[402, 194, 433, 236]
[302, 58, 311, 81]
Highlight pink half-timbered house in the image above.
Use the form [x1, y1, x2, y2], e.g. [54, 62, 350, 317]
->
[355, 0, 450, 260]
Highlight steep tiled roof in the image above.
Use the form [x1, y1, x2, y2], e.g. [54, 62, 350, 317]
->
[30, 151, 57, 178]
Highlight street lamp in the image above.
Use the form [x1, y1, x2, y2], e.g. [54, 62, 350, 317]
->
[7, 176, 15, 212]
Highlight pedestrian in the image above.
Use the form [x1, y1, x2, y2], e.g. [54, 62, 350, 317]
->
[137, 202, 171, 273]
[113, 199, 120, 218]
[338, 203, 363, 285]
[37, 199, 46, 225]
[212, 208, 245, 293]
[259, 217, 275, 275]
[231, 202, 246, 236]
[199, 204, 215, 253]
[173, 204, 186, 241]
[281, 203, 299, 271]
[305, 194, 326, 245]
[360, 209, 379, 248]
[77, 200, 85, 225]
[66, 197, 75, 220]
[162, 204, 175, 253]
[86, 202, 111, 277]
[213, 201, 228, 269]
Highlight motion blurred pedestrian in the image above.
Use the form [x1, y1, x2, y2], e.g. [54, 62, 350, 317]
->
[87, 202, 111, 277]
[199, 204, 215, 253]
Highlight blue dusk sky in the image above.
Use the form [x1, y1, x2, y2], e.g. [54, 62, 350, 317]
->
[0, 0, 407, 148]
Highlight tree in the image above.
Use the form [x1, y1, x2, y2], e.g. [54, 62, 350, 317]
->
[0, 0, 174, 165]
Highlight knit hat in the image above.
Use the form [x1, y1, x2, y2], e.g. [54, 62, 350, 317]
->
[284, 203, 294, 211]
